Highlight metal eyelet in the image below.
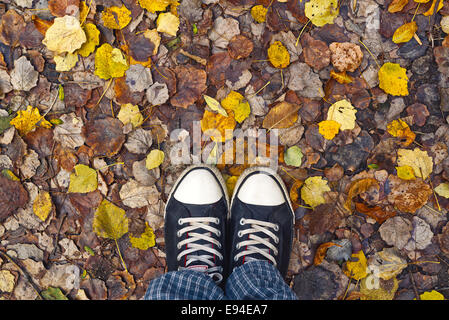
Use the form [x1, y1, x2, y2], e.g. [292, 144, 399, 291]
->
[239, 218, 245, 225]
[274, 237, 279, 244]
[177, 243, 182, 249]
[216, 230, 221, 237]
[178, 219, 184, 225]
[234, 256, 238, 262]
[237, 231, 243, 237]
[177, 231, 182, 237]
[214, 218, 220, 224]
[274, 224, 279, 231]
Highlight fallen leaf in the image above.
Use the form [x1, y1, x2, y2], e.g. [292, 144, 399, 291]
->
[228, 35, 254, 60]
[305, 0, 339, 27]
[419, 290, 445, 300]
[94, 43, 129, 80]
[329, 42, 363, 73]
[201, 109, 236, 142]
[344, 178, 379, 213]
[68, 164, 98, 193]
[170, 65, 207, 109]
[0, 9, 26, 47]
[145, 149, 165, 170]
[138, 0, 176, 13]
[330, 70, 353, 84]
[129, 222, 155, 250]
[0, 175, 29, 223]
[423, 0, 443, 16]
[77, 23, 100, 57]
[48, 0, 80, 17]
[388, 0, 409, 12]
[83, 117, 125, 157]
[54, 52, 79, 72]
[251, 5, 268, 23]
[359, 277, 398, 300]
[43, 15, 86, 55]
[387, 175, 432, 213]
[10, 56, 39, 92]
[435, 182, 449, 198]
[343, 251, 368, 280]
[378, 62, 409, 96]
[117, 103, 144, 128]
[221, 91, 250, 123]
[0, 270, 15, 293]
[204, 95, 228, 117]
[313, 242, 341, 265]
[386, 119, 415, 147]
[284, 146, 303, 167]
[102, 5, 132, 30]
[326, 99, 357, 131]
[368, 247, 407, 280]
[267, 41, 290, 68]
[392, 21, 418, 44]
[41, 287, 68, 300]
[318, 120, 341, 140]
[93, 199, 129, 240]
[156, 12, 179, 37]
[33, 190, 53, 222]
[396, 165, 416, 180]
[301, 176, 330, 208]
[397, 148, 433, 180]
[262, 101, 300, 129]
[226, 175, 239, 196]
[10, 105, 52, 135]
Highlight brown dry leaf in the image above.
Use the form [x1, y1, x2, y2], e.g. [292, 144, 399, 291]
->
[344, 178, 379, 213]
[228, 35, 254, 60]
[314, 242, 341, 265]
[32, 15, 54, 36]
[262, 102, 301, 130]
[206, 52, 233, 87]
[329, 42, 363, 72]
[0, 9, 26, 47]
[355, 203, 396, 224]
[387, 175, 432, 213]
[289, 179, 304, 208]
[83, 117, 125, 157]
[170, 65, 207, 109]
[48, 0, 80, 17]
[0, 175, 29, 223]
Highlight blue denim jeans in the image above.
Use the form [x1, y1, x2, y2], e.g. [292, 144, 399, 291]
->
[145, 260, 298, 300]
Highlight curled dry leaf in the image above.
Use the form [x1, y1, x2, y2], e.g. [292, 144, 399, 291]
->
[314, 242, 342, 265]
[170, 65, 207, 109]
[387, 175, 431, 214]
[344, 178, 379, 213]
[329, 42, 363, 73]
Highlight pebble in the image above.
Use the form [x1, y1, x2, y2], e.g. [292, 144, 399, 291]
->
[398, 34, 429, 60]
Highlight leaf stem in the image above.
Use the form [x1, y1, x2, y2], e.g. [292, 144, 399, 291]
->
[115, 238, 128, 273]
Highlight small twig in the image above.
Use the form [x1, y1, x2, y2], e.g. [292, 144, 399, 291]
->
[408, 269, 420, 300]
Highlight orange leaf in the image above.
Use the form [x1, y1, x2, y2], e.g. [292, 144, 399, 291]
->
[344, 178, 379, 213]
[388, 0, 409, 13]
[330, 70, 353, 84]
[355, 202, 397, 224]
[289, 179, 304, 210]
[32, 15, 53, 35]
[314, 242, 342, 265]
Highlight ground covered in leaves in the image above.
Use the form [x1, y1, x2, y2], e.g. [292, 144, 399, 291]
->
[1, 0, 449, 300]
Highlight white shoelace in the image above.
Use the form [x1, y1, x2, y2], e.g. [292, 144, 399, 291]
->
[234, 218, 279, 266]
[177, 217, 223, 283]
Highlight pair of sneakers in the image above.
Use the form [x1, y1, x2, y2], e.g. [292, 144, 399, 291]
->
[164, 165, 295, 285]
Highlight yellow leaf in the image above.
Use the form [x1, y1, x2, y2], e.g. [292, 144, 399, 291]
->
[267, 41, 290, 69]
[318, 120, 341, 140]
[326, 99, 357, 131]
[146, 149, 165, 170]
[301, 176, 330, 208]
[10, 105, 52, 135]
[0, 270, 15, 293]
[117, 103, 144, 128]
[33, 190, 53, 222]
[93, 199, 129, 240]
[435, 182, 449, 198]
[360, 276, 399, 300]
[343, 251, 368, 280]
[201, 109, 236, 142]
[221, 91, 250, 123]
[305, 0, 339, 27]
[388, 0, 410, 13]
[226, 175, 239, 196]
[94, 43, 129, 80]
[378, 62, 409, 96]
[204, 95, 228, 117]
[330, 70, 353, 84]
[397, 148, 433, 180]
[102, 5, 132, 30]
[138, 0, 178, 13]
[79, 1, 90, 23]
[43, 15, 86, 55]
[54, 52, 79, 72]
[423, 0, 443, 16]
[77, 23, 100, 57]
[156, 12, 179, 37]
[386, 118, 415, 146]
[129, 222, 155, 250]
[396, 165, 416, 180]
[251, 5, 268, 23]
[143, 29, 161, 55]
[418, 290, 445, 300]
[68, 164, 98, 193]
[392, 21, 418, 44]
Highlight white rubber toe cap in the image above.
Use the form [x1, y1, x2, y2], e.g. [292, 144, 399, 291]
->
[174, 169, 223, 205]
[237, 173, 286, 206]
